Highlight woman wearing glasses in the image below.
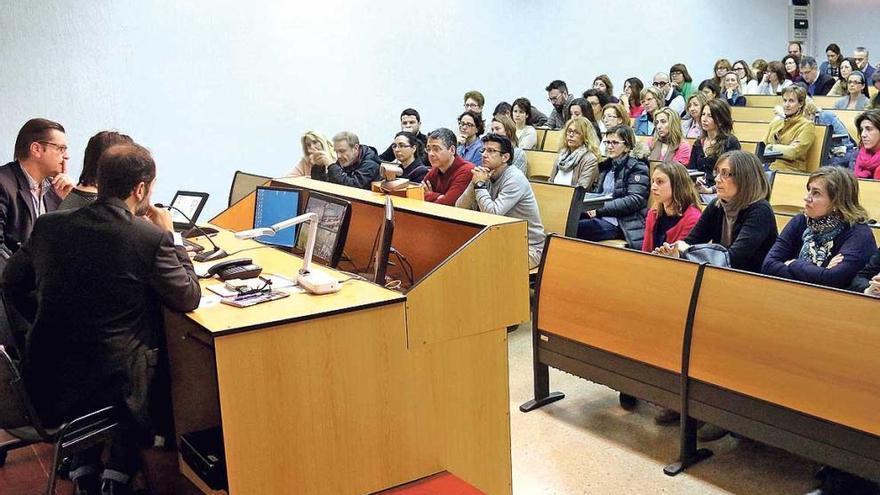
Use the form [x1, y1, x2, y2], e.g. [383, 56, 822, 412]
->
[548, 116, 601, 189]
[635, 86, 664, 136]
[732, 60, 760, 94]
[828, 58, 862, 97]
[463, 90, 484, 115]
[457, 111, 484, 166]
[670, 63, 694, 100]
[688, 99, 741, 197]
[390, 131, 430, 183]
[833, 70, 870, 110]
[647, 107, 692, 166]
[762, 167, 875, 288]
[782, 54, 802, 83]
[711, 59, 732, 87]
[576, 125, 649, 249]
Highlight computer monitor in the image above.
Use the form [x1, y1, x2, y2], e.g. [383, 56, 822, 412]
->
[253, 186, 301, 249]
[295, 192, 351, 268]
[170, 191, 209, 231]
[371, 196, 395, 285]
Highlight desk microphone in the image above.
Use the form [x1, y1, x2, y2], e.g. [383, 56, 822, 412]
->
[155, 203, 229, 262]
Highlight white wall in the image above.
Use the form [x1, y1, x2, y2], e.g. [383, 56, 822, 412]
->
[0, 0, 789, 216]
[814, 0, 880, 61]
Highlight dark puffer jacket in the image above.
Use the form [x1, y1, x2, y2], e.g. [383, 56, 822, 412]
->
[592, 152, 650, 249]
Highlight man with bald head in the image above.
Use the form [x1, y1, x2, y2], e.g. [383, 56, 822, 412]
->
[653, 72, 686, 115]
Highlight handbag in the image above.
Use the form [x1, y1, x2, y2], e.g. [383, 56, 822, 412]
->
[683, 243, 730, 267]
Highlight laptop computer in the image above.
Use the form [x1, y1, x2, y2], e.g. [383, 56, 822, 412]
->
[169, 191, 209, 233]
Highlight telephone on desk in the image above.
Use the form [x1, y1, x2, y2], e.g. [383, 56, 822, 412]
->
[204, 258, 262, 281]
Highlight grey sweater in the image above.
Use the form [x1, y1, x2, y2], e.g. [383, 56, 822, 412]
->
[455, 165, 546, 257]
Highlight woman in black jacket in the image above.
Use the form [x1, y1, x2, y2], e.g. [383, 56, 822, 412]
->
[688, 98, 741, 201]
[657, 150, 777, 273]
[576, 125, 649, 249]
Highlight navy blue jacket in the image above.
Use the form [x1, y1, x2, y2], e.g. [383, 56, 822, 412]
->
[762, 214, 877, 288]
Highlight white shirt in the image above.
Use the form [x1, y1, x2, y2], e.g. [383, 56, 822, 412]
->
[553, 168, 574, 186]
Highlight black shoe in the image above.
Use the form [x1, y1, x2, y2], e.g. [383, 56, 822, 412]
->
[102, 479, 132, 495]
[73, 474, 101, 495]
[654, 408, 680, 425]
[618, 393, 638, 411]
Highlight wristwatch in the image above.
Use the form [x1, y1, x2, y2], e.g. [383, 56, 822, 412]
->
[474, 180, 488, 190]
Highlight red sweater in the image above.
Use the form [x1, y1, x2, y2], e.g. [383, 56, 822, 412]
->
[641, 204, 702, 252]
[423, 156, 475, 206]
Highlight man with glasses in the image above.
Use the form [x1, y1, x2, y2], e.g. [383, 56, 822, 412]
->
[0, 118, 75, 255]
[800, 56, 835, 96]
[455, 134, 544, 269]
[853, 46, 875, 81]
[543, 80, 574, 130]
[422, 128, 475, 206]
[652, 72, 686, 115]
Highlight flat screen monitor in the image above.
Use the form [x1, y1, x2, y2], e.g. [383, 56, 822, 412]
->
[253, 186, 301, 249]
[295, 192, 351, 268]
[170, 191, 209, 231]
[372, 196, 395, 285]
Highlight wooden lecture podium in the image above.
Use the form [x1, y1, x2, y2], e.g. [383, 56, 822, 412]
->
[164, 177, 529, 495]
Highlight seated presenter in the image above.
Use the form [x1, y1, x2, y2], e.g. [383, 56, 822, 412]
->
[455, 134, 545, 269]
[310, 131, 380, 189]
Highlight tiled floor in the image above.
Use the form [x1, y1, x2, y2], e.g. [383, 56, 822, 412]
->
[1, 323, 827, 495]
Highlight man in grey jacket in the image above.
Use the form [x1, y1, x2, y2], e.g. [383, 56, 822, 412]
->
[455, 134, 545, 269]
[543, 80, 574, 130]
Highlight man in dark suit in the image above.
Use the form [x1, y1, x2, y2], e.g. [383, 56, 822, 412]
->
[3, 143, 201, 495]
[801, 56, 836, 96]
[0, 118, 75, 255]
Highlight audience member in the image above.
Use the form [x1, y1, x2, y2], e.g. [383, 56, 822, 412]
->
[722, 72, 747, 106]
[390, 131, 430, 183]
[0, 118, 74, 255]
[670, 63, 694, 99]
[647, 107, 692, 166]
[698, 79, 722, 100]
[762, 167, 875, 288]
[311, 131, 380, 189]
[659, 150, 776, 272]
[493, 101, 512, 119]
[490, 115, 528, 174]
[827, 57, 860, 96]
[732, 60, 759, 94]
[872, 73, 880, 104]
[850, 247, 880, 295]
[643, 161, 701, 252]
[681, 93, 709, 139]
[852, 110, 880, 179]
[803, 99, 856, 168]
[689, 99, 741, 195]
[592, 75, 619, 103]
[653, 72, 686, 115]
[765, 86, 815, 172]
[601, 102, 632, 155]
[711, 59, 732, 87]
[853, 46, 875, 80]
[833, 70, 870, 110]
[58, 131, 133, 211]
[549, 116, 601, 189]
[758, 61, 793, 95]
[820, 43, 842, 78]
[783, 54, 802, 83]
[635, 86, 664, 136]
[545, 80, 574, 130]
[378, 108, 427, 162]
[456, 110, 485, 166]
[800, 55, 836, 96]
[422, 128, 475, 205]
[463, 90, 484, 115]
[568, 97, 602, 139]
[455, 134, 545, 269]
[512, 97, 538, 150]
[752, 58, 768, 84]
[621, 77, 645, 118]
[289, 130, 336, 178]
[577, 125, 649, 249]
[582, 89, 610, 133]
[3, 142, 201, 495]
[788, 40, 803, 58]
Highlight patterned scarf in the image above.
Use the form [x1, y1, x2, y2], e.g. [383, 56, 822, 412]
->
[555, 144, 588, 173]
[798, 214, 846, 266]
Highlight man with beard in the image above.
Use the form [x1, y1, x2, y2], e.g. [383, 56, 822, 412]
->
[3, 142, 201, 494]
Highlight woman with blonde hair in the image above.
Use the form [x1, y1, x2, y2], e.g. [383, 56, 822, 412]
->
[722, 72, 747, 106]
[647, 107, 692, 165]
[681, 93, 708, 139]
[288, 131, 336, 177]
[549, 116, 601, 189]
[490, 114, 528, 174]
[762, 166, 876, 288]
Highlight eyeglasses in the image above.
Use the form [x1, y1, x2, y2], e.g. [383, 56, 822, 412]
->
[480, 148, 502, 155]
[652, 81, 668, 87]
[603, 140, 624, 147]
[714, 169, 735, 180]
[547, 93, 565, 103]
[670, 70, 682, 75]
[733, 66, 746, 72]
[565, 128, 581, 136]
[425, 145, 447, 153]
[39, 141, 68, 154]
[848, 79, 865, 85]
[464, 102, 480, 109]
[458, 121, 475, 128]
[391, 143, 412, 150]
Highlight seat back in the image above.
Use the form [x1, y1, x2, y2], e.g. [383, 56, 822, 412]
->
[541, 130, 563, 151]
[529, 181, 585, 237]
[827, 109, 861, 141]
[805, 124, 830, 172]
[525, 150, 557, 181]
[0, 346, 36, 430]
[228, 171, 271, 207]
[731, 106, 775, 123]
[744, 95, 781, 107]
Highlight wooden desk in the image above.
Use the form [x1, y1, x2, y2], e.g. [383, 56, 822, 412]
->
[171, 179, 528, 494]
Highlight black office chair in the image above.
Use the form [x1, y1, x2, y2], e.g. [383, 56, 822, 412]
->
[0, 345, 120, 495]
